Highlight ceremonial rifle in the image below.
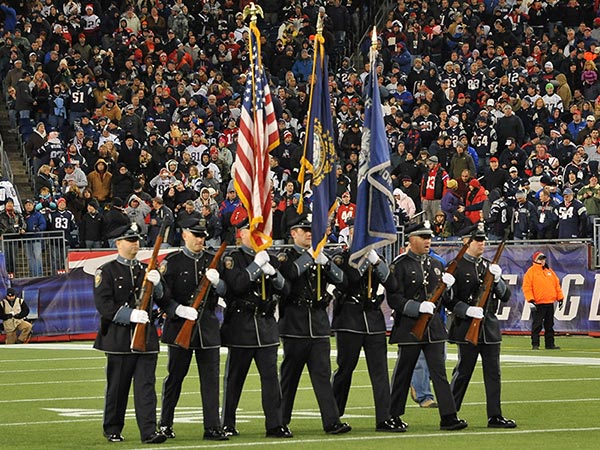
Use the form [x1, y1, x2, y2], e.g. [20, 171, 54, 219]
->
[131, 221, 167, 352]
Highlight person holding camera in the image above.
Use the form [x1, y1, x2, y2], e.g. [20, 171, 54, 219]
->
[0, 288, 33, 344]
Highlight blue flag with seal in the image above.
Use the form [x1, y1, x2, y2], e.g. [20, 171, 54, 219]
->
[349, 43, 396, 267]
[297, 34, 337, 257]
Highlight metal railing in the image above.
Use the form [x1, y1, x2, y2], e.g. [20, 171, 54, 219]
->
[0, 231, 68, 279]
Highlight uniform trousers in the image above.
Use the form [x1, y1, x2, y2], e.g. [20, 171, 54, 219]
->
[221, 346, 282, 430]
[332, 331, 390, 424]
[390, 342, 457, 417]
[451, 343, 502, 418]
[103, 353, 158, 440]
[160, 345, 220, 429]
[281, 337, 340, 428]
[531, 303, 556, 348]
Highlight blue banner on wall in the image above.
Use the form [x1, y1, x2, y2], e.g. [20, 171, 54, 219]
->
[3, 244, 600, 338]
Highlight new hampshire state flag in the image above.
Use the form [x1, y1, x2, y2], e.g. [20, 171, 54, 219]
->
[349, 48, 396, 267]
[297, 34, 337, 257]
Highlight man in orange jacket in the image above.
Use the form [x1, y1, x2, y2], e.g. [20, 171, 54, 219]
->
[522, 251, 564, 350]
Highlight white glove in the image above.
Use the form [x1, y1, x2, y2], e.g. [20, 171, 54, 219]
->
[262, 263, 276, 276]
[205, 268, 220, 287]
[489, 264, 502, 283]
[419, 301, 435, 315]
[130, 309, 149, 324]
[442, 272, 455, 289]
[254, 250, 270, 267]
[466, 306, 484, 319]
[314, 252, 328, 265]
[146, 269, 160, 286]
[175, 304, 198, 321]
[367, 249, 380, 265]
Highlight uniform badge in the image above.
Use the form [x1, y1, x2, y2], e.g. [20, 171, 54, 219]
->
[434, 267, 441, 276]
[94, 269, 102, 288]
[224, 256, 234, 270]
[332, 255, 344, 266]
[159, 260, 168, 275]
[277, 252, 288, 262]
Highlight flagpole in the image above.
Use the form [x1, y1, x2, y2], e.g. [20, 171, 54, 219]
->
[366, 26, 378, 297]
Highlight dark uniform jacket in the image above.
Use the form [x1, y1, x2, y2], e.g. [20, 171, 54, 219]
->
[220, 246, 286, 348]
[331, 250, 389, 335]
[387, 250, 448, 345]
[160, 247, 226, 349]
[93, 256, 166, 354]
[278, 246, 344, 338]
[447, 253, 510, 345]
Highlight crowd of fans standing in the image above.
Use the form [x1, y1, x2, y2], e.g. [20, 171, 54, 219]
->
[1, 0, 599, 250]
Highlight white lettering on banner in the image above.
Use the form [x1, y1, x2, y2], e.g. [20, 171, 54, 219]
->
[589, 274, 600, 321]
[498, 274, 518, 320]
[557, 274, 584, 321]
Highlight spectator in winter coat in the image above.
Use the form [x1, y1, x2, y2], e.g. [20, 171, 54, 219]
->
[79, 199, 104, 248]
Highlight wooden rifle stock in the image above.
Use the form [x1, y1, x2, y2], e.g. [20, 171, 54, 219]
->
[465, 240, 506, 345]
[175, 241, 228, 350]
[131, 221, 167, 352]
[411, 237, 472, 340]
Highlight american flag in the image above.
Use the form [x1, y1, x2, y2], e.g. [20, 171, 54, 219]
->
[233, 22, 279, 251]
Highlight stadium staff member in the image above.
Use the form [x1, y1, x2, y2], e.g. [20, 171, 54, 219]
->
[93, 225, 167, 444]
[386, 221, 467, 431]
[448, 227, 517, 429]
[278, 218, 352, 435]
[158, 221, 228, 441]
[331, 223, 402, 432]
[522, 251, 564, 350]
[0, 288, 33, 344]
[220, 217, 292, 438]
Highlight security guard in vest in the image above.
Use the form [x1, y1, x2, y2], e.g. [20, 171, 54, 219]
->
[93, 224, 167, 444]
[331, 223, 401, 432]
[220, 219, 292, 438]
[387, 221, 467, 432]
[0, 288, 32, 344]
[158, 221, 229, 441]
[448, 227, 517, 429]
[278, 217, 351, 435]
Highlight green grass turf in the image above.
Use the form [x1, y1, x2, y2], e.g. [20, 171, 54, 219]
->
[1, 335, 599, 449]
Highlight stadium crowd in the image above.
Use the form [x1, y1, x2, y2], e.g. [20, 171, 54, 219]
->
[1, 0, 599, 249]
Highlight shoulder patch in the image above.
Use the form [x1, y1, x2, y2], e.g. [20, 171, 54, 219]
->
[94, 269, 102, 288]
[224, 256, 234, 270]
[332, 255, 344, 266]
[277, 252, 288, 262]
[159, 259, 168, 275]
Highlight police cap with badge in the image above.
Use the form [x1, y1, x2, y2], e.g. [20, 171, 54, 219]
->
[290, 215, 312, 231]
[462, 224, 487, 242]
[115, 223, 142, 242]
[183, 221, 209, 238]
[405, 220, 433, 238]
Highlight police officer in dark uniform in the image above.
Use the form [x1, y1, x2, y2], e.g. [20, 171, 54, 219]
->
[158, 222, 228, 441]
[220, 222, 292, 438]
[278, 218, 351, 435]
[331, 224, 401, 432]
[448, 228, 517, 429]
[387, 221, 467, 431]
[93, 225, 167, 444]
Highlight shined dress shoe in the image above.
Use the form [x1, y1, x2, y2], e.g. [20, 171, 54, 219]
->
[159, 426, 175, 439]
[105, 433, 124, 442]
[532, 345, 540, 350]
[204, 427, 229, 441]
[488, 416, 517, 428]
[266, 425, 293, 438]
[222, 425, 240, 437]
[391, 416, 409, 430]
[324, 421, 352, 434]
[440, 414, 468, 431]
[142, 432, 167, 444]
[546, 346, 560, 350]
[419, 398, 438, 408]
[376, 418, 406, 432]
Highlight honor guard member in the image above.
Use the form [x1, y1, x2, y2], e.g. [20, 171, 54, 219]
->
[93, 225, 167, 444]
[331, 223, 401, 432]
[448, 228, 517, 429]
[278, 218, 351, 435]
[387, 221, 467, 431]
[158, 222, 229, 441]
[220, 219, 292, 438]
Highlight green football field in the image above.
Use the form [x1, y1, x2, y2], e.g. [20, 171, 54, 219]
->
[1, 335, 599, 449]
